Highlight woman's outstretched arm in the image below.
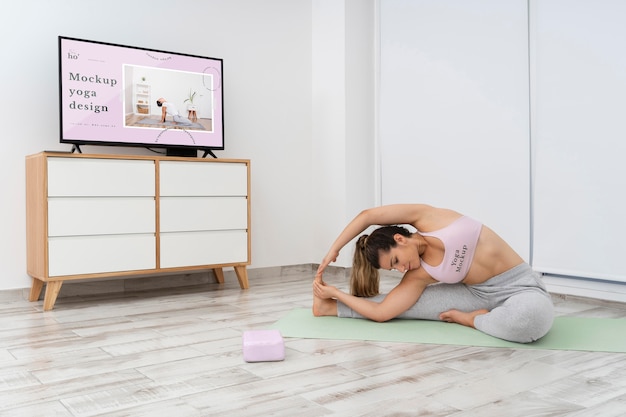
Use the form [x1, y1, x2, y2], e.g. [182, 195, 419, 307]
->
[317, 204, 439, 275]
[313, 271, 434, 322]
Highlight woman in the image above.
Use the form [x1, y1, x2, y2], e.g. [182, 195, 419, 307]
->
[313, 204, 554, 343]
[156, 98, 193, 125]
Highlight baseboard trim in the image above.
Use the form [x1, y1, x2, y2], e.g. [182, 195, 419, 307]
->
[6, 265, 626, 306]
[543, 275, 626, 303]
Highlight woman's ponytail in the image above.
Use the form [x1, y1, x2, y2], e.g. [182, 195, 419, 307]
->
[350, 235, 380, 297]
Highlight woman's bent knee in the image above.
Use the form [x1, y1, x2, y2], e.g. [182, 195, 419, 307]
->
[475, 294, 554, 343]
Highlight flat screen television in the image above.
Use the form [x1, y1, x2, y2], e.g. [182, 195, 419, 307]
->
[58, 36, 224, 157]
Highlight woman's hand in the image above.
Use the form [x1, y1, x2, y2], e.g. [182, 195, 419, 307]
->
[313, 275, 339, 300]
[317, 249, 339, 276]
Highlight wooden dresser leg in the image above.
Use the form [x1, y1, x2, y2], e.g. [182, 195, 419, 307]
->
[213, 267, 225, 284]
[43, 281, 63, 311]
[28, 278, 44, 302]
[234, 265, 249, 289]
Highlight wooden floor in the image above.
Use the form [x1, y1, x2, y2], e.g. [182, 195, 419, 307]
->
[1, 265, 626, 416]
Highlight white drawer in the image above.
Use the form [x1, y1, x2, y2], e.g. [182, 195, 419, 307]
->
[159, 161, 247, 196]
[48, 197, 155, 237]
[160, 230, 248, 268]
[48, 158, 155, 197]
[160, 197, 247, 232]
[48, 234, 156, 276]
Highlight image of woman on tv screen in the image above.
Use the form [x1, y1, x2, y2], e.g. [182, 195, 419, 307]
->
[156, 97, 193, 125]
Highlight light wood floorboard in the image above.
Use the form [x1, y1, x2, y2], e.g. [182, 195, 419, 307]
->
[1, 266, 626, 416]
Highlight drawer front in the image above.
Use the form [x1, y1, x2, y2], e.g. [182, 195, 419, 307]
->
[48, 197, 155, 236]
[160, 230, 248, 268]
[48, 234, 156, 277]
[48, 158, 155, 197]
[160, 197, 247, 232]
[159, 161, 248, 196]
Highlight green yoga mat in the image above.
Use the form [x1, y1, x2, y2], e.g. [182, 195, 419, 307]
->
[271, 308, 626, 352]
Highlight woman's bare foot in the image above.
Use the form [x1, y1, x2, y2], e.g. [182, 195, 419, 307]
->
[439, 309, 489, 328]
[312, 294, 338, 317]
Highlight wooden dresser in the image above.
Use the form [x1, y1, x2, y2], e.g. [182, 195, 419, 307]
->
[26, 152, 251, 310]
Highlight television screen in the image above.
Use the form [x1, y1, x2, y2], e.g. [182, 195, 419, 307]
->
[58, 36, 224, 156]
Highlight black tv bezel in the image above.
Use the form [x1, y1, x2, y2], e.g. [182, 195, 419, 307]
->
[58, 36, 225, 156]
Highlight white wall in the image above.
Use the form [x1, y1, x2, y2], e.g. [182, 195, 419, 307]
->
[312, 0, 377, 268]
[379, 0, 531, 259]
[311, 0, 349, 267]
[1, 0, 354, 291]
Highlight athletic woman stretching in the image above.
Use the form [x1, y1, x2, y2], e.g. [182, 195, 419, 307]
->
[313, 204, 554, 343]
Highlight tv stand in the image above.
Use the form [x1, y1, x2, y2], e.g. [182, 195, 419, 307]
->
[166, 147, 197, 157]
[70, 144, 83, 154]
[25, 152, 251, 311]
[164, 148, 218, 159]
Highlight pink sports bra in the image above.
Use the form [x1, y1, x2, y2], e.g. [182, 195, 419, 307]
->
[419, 216, 482, 284]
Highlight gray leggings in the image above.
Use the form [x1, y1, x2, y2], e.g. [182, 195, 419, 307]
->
[337, 263, 554, 343]
[173, 114, 193, 125]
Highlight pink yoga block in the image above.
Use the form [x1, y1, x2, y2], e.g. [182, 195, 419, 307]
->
[242, 330, 285, 362]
